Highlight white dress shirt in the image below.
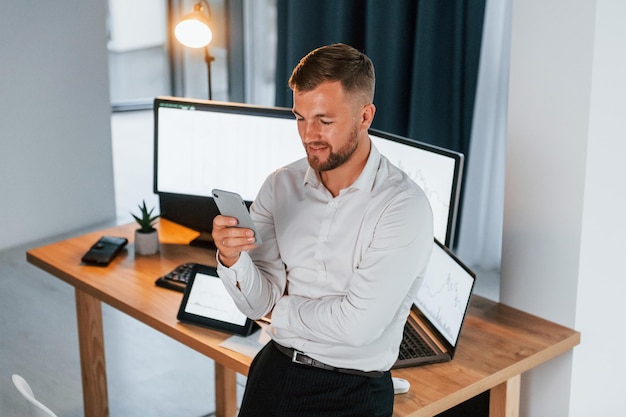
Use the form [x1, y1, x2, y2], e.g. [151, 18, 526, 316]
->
[217, 142, 433, 372]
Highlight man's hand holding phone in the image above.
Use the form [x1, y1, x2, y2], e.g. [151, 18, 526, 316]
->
[212, 189, 261, 267]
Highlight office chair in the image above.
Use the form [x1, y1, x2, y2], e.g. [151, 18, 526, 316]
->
[12, 374, 58, 417]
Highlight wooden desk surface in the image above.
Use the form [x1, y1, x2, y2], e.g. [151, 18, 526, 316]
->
[27, 219, 580, 417]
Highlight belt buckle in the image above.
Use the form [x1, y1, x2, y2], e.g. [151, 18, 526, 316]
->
[292, 350, 312, 366]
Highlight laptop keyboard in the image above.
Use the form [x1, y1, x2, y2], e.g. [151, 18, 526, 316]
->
[398, 322, 436, 360]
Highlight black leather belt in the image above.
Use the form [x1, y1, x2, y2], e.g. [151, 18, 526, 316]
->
[272, 341, 384, 378]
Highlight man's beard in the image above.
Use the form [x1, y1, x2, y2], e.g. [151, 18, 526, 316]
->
[306, 126, 359, 172]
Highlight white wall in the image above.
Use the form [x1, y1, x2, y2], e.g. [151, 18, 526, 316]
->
[570, 0, 626, 414]
[108, 0, 167, 52]
[504, 0, 626, 415]
[0, 1, 116, 251]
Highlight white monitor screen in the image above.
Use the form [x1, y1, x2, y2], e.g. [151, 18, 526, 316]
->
[370, 130, 463, 246]
[415, 240, 475, 346]
[156, 104, 303, 201]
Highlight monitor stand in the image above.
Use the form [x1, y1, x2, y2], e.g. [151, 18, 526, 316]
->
[189, 232, 217, 251]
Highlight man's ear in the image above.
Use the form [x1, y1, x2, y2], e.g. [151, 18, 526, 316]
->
[360, 103, 376, 130]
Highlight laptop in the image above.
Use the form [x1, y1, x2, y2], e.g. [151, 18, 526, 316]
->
[393, 239, 476, 369]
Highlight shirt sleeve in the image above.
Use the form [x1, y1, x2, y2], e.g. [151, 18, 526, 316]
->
[215, 174, 287, 320]
[270, 191, 433, 346]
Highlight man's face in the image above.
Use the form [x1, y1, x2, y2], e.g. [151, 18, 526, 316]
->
[292, 81, 365, 172]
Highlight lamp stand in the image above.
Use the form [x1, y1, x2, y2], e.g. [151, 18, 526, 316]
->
[205, 46, 215, 100]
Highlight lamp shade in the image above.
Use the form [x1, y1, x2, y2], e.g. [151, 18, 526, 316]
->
[175, 10, 213, 48]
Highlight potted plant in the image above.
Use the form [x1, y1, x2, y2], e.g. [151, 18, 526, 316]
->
[131, 200, 160, 255]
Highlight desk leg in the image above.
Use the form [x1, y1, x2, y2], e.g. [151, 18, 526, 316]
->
[215, 363, 237, 417]
[489, 374, 521, 417]
[75, 289, 109, 417]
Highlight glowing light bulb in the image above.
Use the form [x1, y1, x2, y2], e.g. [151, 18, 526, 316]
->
[175, 17, 212, 48]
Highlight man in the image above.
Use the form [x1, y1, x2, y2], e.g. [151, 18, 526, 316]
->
[212, 43, 433, 417]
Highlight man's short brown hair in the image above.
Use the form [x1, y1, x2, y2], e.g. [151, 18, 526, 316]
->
[288, 43, 375, 104]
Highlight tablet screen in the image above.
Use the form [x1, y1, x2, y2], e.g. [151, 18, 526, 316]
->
[184, 271, 247, 326]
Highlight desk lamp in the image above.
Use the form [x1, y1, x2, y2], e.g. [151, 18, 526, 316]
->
[175, 0, 215, 99]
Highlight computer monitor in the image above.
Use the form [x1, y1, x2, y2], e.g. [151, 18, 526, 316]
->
[154, 96, 301, 247]
[369, 130, 464, 246]
[153, 96, 464, 248]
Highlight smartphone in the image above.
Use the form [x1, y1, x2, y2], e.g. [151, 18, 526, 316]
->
[81, 236, 128, 266]
[212, 189, 262, 244]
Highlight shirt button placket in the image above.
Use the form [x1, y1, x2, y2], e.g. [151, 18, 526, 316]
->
[315, 199, 338, 269]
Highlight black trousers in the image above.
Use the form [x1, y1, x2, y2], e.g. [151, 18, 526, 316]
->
[238, 341, 394, 417]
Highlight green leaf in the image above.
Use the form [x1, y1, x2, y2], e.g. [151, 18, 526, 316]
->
[130, 199, 160, 232]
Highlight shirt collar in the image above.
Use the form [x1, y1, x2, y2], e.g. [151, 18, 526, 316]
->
[303, 139, 381, 194]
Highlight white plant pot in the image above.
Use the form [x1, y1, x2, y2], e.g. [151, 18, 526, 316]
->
[135, 229, 159, 255]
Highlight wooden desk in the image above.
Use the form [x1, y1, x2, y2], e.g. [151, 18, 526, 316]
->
[27, 220, 580, 417]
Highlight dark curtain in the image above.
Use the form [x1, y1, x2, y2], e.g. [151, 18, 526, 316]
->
[275, 0, 486, 160]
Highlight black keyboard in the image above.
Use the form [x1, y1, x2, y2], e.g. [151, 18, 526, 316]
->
[154, 263, 197, 292]
[398, 322, 436, 360]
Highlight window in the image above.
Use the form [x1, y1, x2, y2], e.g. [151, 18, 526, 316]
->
[107, 0, 235, 109]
